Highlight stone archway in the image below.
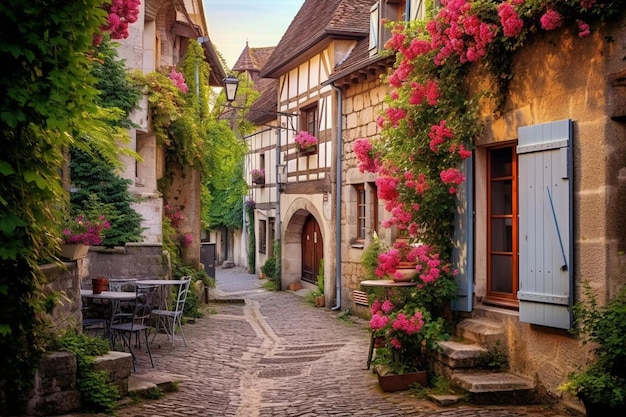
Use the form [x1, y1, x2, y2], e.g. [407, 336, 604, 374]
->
[281, 199, 326, 290]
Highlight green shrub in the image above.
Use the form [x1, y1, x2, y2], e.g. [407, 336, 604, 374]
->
[48, 330, 118, 414]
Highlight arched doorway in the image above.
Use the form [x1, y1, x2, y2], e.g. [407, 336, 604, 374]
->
[301, 213, 323, 284]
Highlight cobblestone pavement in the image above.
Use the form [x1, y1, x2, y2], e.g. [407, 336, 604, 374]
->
[94, 267, 573, 417]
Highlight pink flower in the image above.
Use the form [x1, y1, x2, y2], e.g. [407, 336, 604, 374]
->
[440, 167, 465, 185]
[498, 2, 524, 38]
[578, 21, 591, 38]
[169, 69, 189, 94]
[369, 312, 390, 331]
[294, 131, 318, 149]
[580, 0, 596, 9]
[540, 10, 563, 31]
[381, 300, 395, 314]
[353, 138, 378, 173]
[429, 120, 454, 152]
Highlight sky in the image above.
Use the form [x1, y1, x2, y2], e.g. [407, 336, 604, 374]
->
[203, 0, 306, 70]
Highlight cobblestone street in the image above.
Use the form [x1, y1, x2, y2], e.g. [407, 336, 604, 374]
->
[94, 267, 571, 417]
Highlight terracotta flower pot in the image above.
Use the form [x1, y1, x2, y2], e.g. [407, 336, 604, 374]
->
[392, 262, 417, 282]
[60, 243, 89, 261]
[376, 369, 427, 392]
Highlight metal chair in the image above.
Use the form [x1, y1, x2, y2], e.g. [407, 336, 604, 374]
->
[110, 284, 158, 371]
[150, 278, 191, 347]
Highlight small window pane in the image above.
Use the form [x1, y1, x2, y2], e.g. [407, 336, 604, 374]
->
[491, 180, 512, 215]
[490, 148, 512, 177]
[491, 255, 512, 293]
[491, 218, 512, 252]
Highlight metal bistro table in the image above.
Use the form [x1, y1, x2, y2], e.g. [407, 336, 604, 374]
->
[80, 289, 138, 345]
[360, 279, 418, 369]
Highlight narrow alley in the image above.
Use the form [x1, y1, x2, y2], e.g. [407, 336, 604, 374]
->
[106, 267, 569, 417]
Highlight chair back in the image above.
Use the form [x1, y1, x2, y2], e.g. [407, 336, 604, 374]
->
[173, 277, 192, 314]
[133, 284, 158, 326]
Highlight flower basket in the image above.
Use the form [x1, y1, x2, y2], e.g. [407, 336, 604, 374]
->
[60, 243, 89, 261]
[294, 131, 318, 155]
[297, 143, 317, 155]
[393, 262, 418, 282]
[250, 168, 265, 185]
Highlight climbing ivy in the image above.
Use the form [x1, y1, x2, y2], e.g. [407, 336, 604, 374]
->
[0, 1, 119, 413]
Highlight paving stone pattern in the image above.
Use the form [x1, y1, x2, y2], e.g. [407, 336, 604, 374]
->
[76, 267, 570, 417]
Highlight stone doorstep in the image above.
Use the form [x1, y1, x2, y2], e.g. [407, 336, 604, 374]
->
[451, 371, 537, 405]
[456, 318, 505, 346]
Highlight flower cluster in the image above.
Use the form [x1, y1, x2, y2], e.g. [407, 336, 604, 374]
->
[293, 131, 318, 149]
[369, 300, 446, 374]
[250, 168, 265, 183]
[169, 69, 189, 94]
[101, 0, 141, 41]
[63, 214, 110, 246]
[164, 204, 184, 228]
[180, 233, 193, 248]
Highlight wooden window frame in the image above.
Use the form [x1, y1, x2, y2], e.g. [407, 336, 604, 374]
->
[356, 184, 366, 243]
[485, 144, 519, 308]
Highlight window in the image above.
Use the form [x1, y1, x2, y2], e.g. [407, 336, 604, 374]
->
[356, 185, 366, 242]
[260, 153, 265, 172]
[353, 183, 378, 245]
[301, 105, 317, 136]
[268, 218, 275, 256]
[369, 1, 406, 56]
[259, 220, 267, 254]
[486, 145, 518, 307]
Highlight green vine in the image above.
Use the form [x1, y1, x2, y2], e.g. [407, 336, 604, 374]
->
[0, 1, 110, 413]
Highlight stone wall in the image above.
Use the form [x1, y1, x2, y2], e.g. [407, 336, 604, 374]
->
[340, 77, 390, 313]
[83, 243, 165, 285]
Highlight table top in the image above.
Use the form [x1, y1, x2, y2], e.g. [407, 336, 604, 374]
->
[139, 279, 187, 286]
[80, 289, 138, 300]
[360, 279, 418, 288]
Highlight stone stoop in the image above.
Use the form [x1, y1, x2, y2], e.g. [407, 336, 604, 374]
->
[429, 318, 537, 406]
[125, 370, 188, 400]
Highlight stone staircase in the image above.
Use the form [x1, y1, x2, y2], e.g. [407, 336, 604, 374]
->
[430, 318, 537, 406]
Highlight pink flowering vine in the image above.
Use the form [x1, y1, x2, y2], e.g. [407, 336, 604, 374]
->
[540, 9, 564, 31]
[169, 69, 189, 94]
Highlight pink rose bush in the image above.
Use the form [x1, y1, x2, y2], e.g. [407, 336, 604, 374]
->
[369, 299, 446, 374]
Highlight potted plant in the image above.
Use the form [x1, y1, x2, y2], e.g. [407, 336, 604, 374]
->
[250, 168, 265, 185]
[293, 131, 318, 153]
[559, 282, 626, 415]
[369, 299, 447, 392]
[61, 213, 110, 260]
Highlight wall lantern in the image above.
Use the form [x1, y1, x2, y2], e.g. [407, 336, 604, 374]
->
[277, 163, 287, 191]
[223, 75, 239, 103]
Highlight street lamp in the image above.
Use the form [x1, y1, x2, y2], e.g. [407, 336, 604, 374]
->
[223, 75, 239, 103]
[277, 163, 287, 192]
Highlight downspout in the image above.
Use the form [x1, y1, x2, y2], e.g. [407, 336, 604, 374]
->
[332, 85, 343, 311]
[275, 127, 282, 286]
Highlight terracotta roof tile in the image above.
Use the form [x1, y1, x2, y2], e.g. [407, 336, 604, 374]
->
[260, 0, 376, 78]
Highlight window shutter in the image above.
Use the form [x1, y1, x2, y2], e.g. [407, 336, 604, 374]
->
[409, 0, 425, 21]
[369, 2, 379, 56]
[517, 119, 573, 329]
[452, 156, 473, 312]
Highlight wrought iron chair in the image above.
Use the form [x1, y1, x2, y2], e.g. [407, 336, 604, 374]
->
[150, 278, 191, 347]
[110, 284, 158, 371]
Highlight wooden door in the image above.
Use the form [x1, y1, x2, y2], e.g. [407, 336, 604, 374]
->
[301, 214, 323, 284]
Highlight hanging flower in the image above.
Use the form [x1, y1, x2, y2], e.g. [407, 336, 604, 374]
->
[293, 131, 318, 150]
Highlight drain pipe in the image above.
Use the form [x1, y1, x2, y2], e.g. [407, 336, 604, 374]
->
[331, 84, 343, 311]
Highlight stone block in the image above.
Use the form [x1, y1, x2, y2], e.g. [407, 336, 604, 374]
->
[92, 351, 132, 396]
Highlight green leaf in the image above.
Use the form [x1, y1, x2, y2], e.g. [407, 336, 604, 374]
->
[0, 161, 15, 175]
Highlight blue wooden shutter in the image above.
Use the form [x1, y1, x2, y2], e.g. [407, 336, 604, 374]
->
[517, 119, 573, 329]
[452, 156, 473, 312]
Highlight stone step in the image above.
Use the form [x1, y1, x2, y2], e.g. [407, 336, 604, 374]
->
[456, 318, 505, 347]
[450, 371, 537, 405]
[127, 370, 189, 399]
[436, 340, 488, 369]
